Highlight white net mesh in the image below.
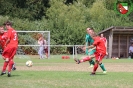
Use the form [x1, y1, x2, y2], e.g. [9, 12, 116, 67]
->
[8, 31, 85, 59]
[15, 31, 50, 59]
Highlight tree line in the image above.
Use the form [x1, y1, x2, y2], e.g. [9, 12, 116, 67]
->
[0, 0, 133, 45]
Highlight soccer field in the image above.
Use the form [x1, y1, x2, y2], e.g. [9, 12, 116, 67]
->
[0, 56, 133, 88]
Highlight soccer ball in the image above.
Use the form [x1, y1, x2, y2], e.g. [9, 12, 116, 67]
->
[26, 60, 33, 67]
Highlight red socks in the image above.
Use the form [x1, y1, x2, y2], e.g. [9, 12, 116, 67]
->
[2, 61, 8, 72]
[8, 60, 14, 72]
[93, 63, 98, 72]
[2, 60, 14, 72]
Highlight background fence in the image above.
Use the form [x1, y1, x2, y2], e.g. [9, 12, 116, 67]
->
[14, 45, 85, 59]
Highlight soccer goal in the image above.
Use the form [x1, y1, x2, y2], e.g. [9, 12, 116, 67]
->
[16, 31, 50, 59]
[74, 45, 86, 59]
[15, 30, 85, 59]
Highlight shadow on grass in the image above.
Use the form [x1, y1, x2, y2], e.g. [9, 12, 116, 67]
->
[95, 73, 107, 75]
[11, 74, 21, 77]
[87, 73, 107, 76]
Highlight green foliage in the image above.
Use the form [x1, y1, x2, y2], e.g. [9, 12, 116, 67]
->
[0, 0, 133, 45]
[46, 0, 90, 44]
[0, 0, 50, 20]
[0, 16, 9, 26]
[82, 0, 95, 7]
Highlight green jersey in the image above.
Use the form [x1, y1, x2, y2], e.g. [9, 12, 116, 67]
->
[85, 34, 95, 55]
[85, 34, 94, 46]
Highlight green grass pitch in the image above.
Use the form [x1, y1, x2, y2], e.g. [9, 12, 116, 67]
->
[0, 55, 133, 88]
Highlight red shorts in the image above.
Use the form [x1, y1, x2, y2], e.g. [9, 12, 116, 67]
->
[94, 52, 106, 61]
[2, 47, 17, 60]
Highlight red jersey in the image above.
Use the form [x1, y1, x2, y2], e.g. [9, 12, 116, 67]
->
[0, 32, 8, 50]
[7, 28, 18, 48]
[100, 37, 107, 44]
[93, 36, 106, 54]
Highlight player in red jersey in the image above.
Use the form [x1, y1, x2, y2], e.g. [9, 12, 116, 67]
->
[0, 26, 16, 76]
[100, 33, 108, 55]
[74, 33, 106, 75]
[1, 21, 18, 77]
[0, 27, 8, 50]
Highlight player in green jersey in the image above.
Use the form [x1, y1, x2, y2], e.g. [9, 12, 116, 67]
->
[85, 28, 95, 68]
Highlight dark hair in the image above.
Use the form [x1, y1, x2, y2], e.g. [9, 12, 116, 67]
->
[3, 21, 12, 26]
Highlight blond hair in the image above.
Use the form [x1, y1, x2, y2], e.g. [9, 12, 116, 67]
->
[90, 32, 97, 37]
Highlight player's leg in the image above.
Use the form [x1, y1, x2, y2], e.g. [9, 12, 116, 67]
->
[38, 47, 43, 59]
[1, 48, 9, 75]
[99, 62, 107, 73]
[85, 49, 93, 66]
[90, 60, 99, 75]
[74, 55, 95, 64]
[45, 48, 48, 58]
[91, 53, 106, 75]
[7, 47, 17, 77]
[99, 54, 107, 73]
[41, 47, 44, 59]
[84, 47, 95, 67]
[90, 52, 99, 75]
[131, 53, 133, 59]
[1, 61, 8, 75]
[8, 59, 14, 77]
[38, 47, 41, 59]
[88, 49, 95, 67]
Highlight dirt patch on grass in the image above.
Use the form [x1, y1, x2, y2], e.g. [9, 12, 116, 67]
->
[16, 63, 133, 72]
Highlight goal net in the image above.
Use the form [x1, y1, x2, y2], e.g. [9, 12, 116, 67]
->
[74, 45, 86, 59]
[15, 31, 50, 59]
[15, 31, 75, 59]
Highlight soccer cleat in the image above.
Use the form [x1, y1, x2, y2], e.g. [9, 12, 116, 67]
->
[103, 71, 107, 74]
[1, 72, 6, 75]
[8, 72, 11, 77]
[90, 72, 96, 75]
[74, 58, 80, 64]
[89, 64, 94, 68]
[12, 63, 16, 71]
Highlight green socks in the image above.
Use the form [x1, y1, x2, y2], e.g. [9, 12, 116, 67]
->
[99, 63, 106, 71]
[89, 59, 95, 65]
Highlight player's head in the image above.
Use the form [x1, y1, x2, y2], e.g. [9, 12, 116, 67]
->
[100, 33, 104, 37]
[3, 21, 12, 29]
[90, 32, 97, 39]
[86, 27, 94, 34]
[0, 26, 5, 34]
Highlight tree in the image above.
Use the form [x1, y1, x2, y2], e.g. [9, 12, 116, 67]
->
[0, 0, 50, 20]
[46, 0, 90, 45]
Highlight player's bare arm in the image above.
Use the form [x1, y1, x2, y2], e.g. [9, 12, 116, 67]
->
[88, 46, 96, 52]
[88, 45, 95, 49]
